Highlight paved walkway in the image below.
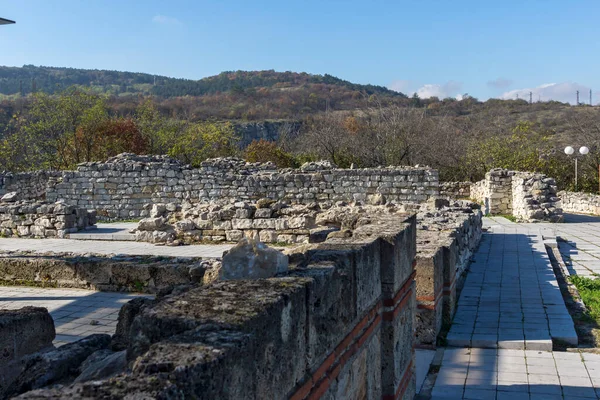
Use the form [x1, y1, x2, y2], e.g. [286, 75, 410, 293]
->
[446, 217, 577, 350]
[432, 348, 600, 399]
[0, 286, 151, 346]
[0, 237, 232, 258]
[538, 214, 600, 279]
[430, 216, 600, 399]
[68, 222, 137, 241]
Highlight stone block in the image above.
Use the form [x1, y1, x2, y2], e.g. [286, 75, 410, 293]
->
[0, 307, 55, 362]
[225, 229, 244, 242]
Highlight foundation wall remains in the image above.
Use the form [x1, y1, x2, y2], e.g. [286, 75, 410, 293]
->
[559, 191, 600, 215]
[15, 215, 418, 400]
[0, 252, 211, 293]
[414, 205, 483, 346]
[35, 154, 438, 219]
[0, 171, 60, 201]
[0, 201, 96, 239]
[439, 181, 471, 199]
[465, 169, 562, 222]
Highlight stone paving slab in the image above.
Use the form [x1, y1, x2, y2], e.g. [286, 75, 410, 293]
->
[446, 218, 577, 349]
[538, 214, 600, 279]
[0, 237, 232, 258]
[431, 348, 600, 399]
[68, 222, 137, 241]
[0, 286, 151, 346]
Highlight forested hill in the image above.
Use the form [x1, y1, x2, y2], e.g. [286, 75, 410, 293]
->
[0, 65, 404, 98]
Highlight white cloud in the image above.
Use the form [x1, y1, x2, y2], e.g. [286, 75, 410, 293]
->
[487, 78, 513, 89]
[389, 80, 463, 99]
[500, 82, 592, 104]
[415, 81, 463, 100]
[152, 15, 182, 26]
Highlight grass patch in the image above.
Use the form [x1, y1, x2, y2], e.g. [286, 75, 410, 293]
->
[499, 214, 518, 223]
[570, 275, 600, 321]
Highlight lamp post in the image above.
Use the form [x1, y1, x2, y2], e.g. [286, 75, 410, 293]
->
[0, 17, 15, 25]
[564, 146, 589, 191]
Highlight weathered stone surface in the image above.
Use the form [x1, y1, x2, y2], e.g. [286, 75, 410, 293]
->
[5, 334, 110, 399]
[0, 307, 55, 363]
[1, 191, 18, 202]
[220, 238, 288, 280]
[137, 217, 166, 231]
[11, 214, 422, 400]
[0, 200, 95, 238]
[0, 252, 205, 293]
[74, 350, 127, 383]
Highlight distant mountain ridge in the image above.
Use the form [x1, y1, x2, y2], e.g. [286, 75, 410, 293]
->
[0, 65, 405, 98]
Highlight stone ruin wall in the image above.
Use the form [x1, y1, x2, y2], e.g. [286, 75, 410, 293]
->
[414, 203, 483, 346]
[511, 172, 562, 222]
[38, 154, 439, 220]
[559, 191, 600, 215]
[450, 168, 563, 222]
[6, 215, 419, 400]
[439, 181, 471, 199]
[0, 171, 61, 201]
[0, 201, 96, 239]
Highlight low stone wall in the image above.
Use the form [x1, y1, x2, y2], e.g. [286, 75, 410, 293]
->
[0, 307, 55, 363]
[15, 214, 418, 400]
[414, 202, 483, 346]
[512, 173, 562, 222]
[0, 252, 215, 293]
[559, 191, 600, 215]
[135, 201, 320, 245]
[43, 153, 439, 219]
[472, 169, 514, 215]
[0, 201, 96, 238]
[0, 171, 60, 201]
[0, 307, 57, 398]
[469, 169, 562, 222]
[440, 181, 471, 199]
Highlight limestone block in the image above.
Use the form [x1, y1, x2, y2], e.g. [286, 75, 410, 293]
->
[225, 230, 244, 242]
[232, 219, 253, 230]
[258, 229, 278, 243]
[220, 238, 288, 280]
[252, 219, 276, 229]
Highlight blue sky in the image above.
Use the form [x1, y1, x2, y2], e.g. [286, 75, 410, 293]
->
[1, 1, 599, 103]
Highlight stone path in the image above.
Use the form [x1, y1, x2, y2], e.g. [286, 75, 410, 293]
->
[446, 217, 577, 350]
[0, 286, 151, 346]
[432, 348, 600, 399]
[68, 222, 137, 241]
[0, 237, 232, 258]
[538, 214, 600, 279]
[428, 216, 598, 399]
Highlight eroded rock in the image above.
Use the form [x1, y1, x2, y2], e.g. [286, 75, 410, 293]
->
[219, 238, 288, 280]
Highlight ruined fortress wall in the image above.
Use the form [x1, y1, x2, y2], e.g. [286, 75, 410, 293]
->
[414, 210, 482, 346]
[0, 171, 60, 200]
[16, 215, 418, 400]
[511, 172, 562, 222]
[559, 191, 600, 215]
[440, 181, 471, 199]
[464, 169, 562, 222]
[44, 154, 439, 219]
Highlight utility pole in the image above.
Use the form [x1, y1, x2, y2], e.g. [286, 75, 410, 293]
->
[516, 93, 519, 100]
[577, 90, 580, 105]
[529, 91, 532, 104]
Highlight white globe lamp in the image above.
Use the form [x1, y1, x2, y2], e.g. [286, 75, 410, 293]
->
[580, 146, 590, 155]
[564, 146, 574, 155]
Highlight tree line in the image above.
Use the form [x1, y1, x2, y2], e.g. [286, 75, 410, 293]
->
[2, 88, 600, 193]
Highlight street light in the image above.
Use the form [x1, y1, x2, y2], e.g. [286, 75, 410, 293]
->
[0, 17, 15, 25]
[565, 145, 589, 191]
